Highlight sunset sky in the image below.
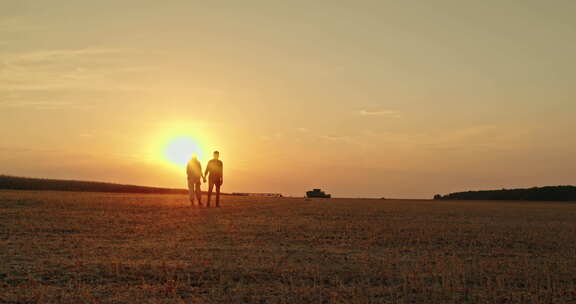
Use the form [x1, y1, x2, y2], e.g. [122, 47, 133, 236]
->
[1, 1, 575, 198]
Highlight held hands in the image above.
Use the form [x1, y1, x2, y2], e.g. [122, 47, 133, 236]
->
[199, 175, 223, 185]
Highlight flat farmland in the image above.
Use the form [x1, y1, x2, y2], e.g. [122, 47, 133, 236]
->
[1, 190, 576, 303]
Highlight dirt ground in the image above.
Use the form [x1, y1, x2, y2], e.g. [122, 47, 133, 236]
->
[1, 190, 576, 303]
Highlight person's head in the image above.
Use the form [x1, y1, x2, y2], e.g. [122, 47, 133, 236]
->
[213, 151, 220, 160]
[190, 153, 198, 160]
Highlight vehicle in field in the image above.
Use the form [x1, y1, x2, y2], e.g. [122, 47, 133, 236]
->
[306, 188, 331, 198]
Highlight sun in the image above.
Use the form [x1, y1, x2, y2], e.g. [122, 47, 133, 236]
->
[163, 136, 203, 167]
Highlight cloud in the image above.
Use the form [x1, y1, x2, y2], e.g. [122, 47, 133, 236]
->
[319, 135, 351, 143]
[3, 48, 123, 65]
[361, 124, 532, 152]
[359, 109, 401, 118]
[0, 88, 133, 110]
[0, 99, 95, 111]
[0, 47, 156, 111]
[0, 47, 141, 90]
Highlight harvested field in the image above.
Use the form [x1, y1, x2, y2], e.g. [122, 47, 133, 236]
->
[1, 190, 576, 303]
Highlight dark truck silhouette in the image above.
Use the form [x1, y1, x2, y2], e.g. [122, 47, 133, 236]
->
[306, 188, 331, 198]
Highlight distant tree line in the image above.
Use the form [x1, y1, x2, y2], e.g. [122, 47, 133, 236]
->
[434, 186, 576, 201]
[0, 175, 189, 194]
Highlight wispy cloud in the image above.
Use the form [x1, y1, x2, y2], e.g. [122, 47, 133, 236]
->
[0, 87, 134, 110]
[0, 99, 97, 111]
[0, 47, 151, 91]
[359, 109, 401, 118]
[0, 47, 155, 111]
[3, 48, 123, 65]
[319, 135, 352, 143]
[361, 125, 532, 152]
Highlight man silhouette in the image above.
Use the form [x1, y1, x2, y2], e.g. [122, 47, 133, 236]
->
[186, 154, 204, 207]
[204, 151, 223, 207]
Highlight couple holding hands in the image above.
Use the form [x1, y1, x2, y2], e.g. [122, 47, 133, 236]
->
[187, 151, 223, 207]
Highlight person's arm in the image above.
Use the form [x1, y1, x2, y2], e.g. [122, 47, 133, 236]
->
[204, 161, 210, 180]
[221, 162, 224, 184]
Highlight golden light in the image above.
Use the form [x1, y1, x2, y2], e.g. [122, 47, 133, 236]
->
[163, 136, 204, 167]
[145, 121, 215, 171]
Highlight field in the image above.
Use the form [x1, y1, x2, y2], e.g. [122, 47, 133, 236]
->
[1, 191, 576, 303]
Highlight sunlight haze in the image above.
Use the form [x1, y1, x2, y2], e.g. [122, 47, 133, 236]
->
[1, 1, 575, 197]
